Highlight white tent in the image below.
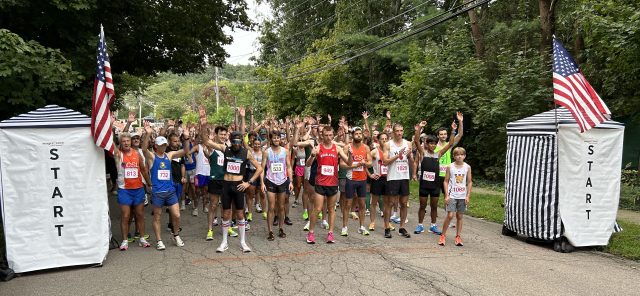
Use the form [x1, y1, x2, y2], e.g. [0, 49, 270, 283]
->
[0, 105, 109, 273]
[504, 107, 623, 250]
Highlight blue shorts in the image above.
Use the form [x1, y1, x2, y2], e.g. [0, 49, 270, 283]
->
[195, 174, 209, 187]
[117, 187, 145, 206]
[345, 179, 367, 199]
[247, 170, 261, 187]
[151, 190, 179, 207]
[173, 182, 182, 197]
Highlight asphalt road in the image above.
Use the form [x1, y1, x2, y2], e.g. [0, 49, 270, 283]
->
[1, 191, 639, 295]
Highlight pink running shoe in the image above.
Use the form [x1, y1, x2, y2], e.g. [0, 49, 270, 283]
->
[327, 232, 335, 243]
[307, 232, 315, 244]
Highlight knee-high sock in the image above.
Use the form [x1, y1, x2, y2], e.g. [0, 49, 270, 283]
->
[378, 196, 383, 211]
[222, 220, 229, 245]
[238, 219, 246, 244]
[365, 192, 371, 211]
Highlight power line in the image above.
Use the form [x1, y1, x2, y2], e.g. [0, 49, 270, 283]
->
[218, 75, 270, 84]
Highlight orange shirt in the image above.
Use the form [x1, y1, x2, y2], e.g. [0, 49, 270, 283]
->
[347, 143, 367, 181]
[118, 150, 144, 189]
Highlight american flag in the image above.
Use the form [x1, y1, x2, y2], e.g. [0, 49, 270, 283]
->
[553, 38, 611, 132]
[91, 26, 115, 155]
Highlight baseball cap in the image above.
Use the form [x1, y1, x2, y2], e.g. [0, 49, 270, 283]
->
[155, 136, 168, 146]
[351, 126, 362, 134]
[420, 133, 427, 139]
[130, 132, 140, 138]
[259, 128, 267, 135]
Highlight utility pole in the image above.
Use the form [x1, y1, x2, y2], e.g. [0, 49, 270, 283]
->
[138, 96, 142, 127]
[215, 66, 219, 113]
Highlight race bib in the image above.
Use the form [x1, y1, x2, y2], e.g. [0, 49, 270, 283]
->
[216, 151, 224, 166]
[124, 168, 139, 179]
[226, 162, 241, 174]
[422, 171, 436, 182]
[439, 165, 448, 174]
[271, 163, 284, 173]
[397, 163, 408, 173]
[452, 186, 466, 194]
[381, 165, 388, 175]
[321, 165, 334, 176]
[158, 170, 170, 180]
[299, 158, 305, 166]
[204, 157, 209, 164]
[353, 166, 364, 172]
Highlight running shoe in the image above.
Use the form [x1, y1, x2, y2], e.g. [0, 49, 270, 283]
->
[231, 221, 238, 229]
[390, 213, 398, 221]
[169, 227, 182, 235]
[267, 231, 275, 241]
[284, 217, 293, 225]
[245, 223, 251, 231]
[185, 198, 192, 205]
[273, 216, 279, 226]
[369, 222, 375, 231]
[144, 194, 149, 207]
[213, 217, 219, 226]
[119, 240, 128, 251]
[192, 208, 198, 217]
[173, 235, 184, 247]
[405, 218, 409, 224]
[336, 202, 340, 207]
[216, 242, 228, 253]
[365, 210, 370, 216]
[302, 211, 309, 220]
[204, 206, 209, 213]
[307, 232, 315, 244]
[241, 242, 251, 253]
[167, 223, 173, 233]
[455, 235, 463, 246]
[350, 212, 359, 220]
[127, 233, 134, 243]
[429, 225, 442, 235]
[262, 212, 267, 219]
[303, 221, 310, 231]
[341, 227, 348, 236]
[139, 238, 150, 248]
[390, 225, 395, 231]
[206, 230, 214, 240]
[321, 220, 330, 230]
[228, 228, 238, 237]
[379, 210, 383, 218]
[292, 200, 298, 208]
[180, 200, 185, 211]
[134, 232, 141, 239]
[414, 225, 425, 234]
[278, 228, 286, 238]
[450, 222, 455, 228]
[318, 212, 323, 219]
[358, 226, 370, 236]
[247, 213, 253, 222]
[245, 206, 248, 215]
[399, 228, 411, 238]
[256, 204, 263, 213]
[354, 206, 359, 212]
[384, 228, 392, 238]
[327, 232, 335, 243]
[407, 201, 410, 207]
[156, 241, 166, 250]
[391, 217, 401, 224]
[438, 235, 446, 246]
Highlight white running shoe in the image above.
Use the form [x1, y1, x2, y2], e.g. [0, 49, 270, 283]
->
[216, 242, 228, 253]
[321, 220, 329, 229]
[213, 217, 218, 226]
[405, 218, 409, 223]
[240, 242, 251, 253]
[119, 240, 128, 251]
[303, 221, 310, 231]
[156, 241, 166, 250]
[144, 194, 149, 206]
[204, 206, 209, 213]
[256, 204, 262, 212]
[245, 206, 249, 215]
[390, 212, 399, 221]
[173, 235, 184, 247]
[192, 208, 198, 217]
[139, 238, 150, 247]
[180, 200, 185, 211]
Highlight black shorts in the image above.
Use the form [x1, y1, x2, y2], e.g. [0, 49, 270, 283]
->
[386, 179, 410, 196]
[208, 180, 224, 195]
[222, 181, 244, 210]
[345, 179, 367, 199]
[315, 185, 338, 197]
[309, 174, 316, 187]
[419, 187, 440, 197]
[265, 178, 287, 194]
[370, 176, 387, 196]
[439, 176, 445, 194]
[367, 176, 372, 184]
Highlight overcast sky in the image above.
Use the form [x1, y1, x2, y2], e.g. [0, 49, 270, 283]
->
[223, 0, 269, 65]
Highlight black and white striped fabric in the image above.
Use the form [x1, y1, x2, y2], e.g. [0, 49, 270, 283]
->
[505, 108, 623, 240]
[0, 105, 90, 128]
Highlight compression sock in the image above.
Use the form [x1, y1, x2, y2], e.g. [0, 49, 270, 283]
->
[238, 219, 246, 244]
[222, 220, 229, 245]
[365, 192, 371, 211]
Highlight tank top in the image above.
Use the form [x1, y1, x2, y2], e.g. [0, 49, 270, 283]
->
[249, 149, 262, 171]
[150, 153, 174, 193]
[137, 148, 147, 185]
[195, 144, 210, 176]
[295, 146, 306, 167]
[434, 143, 451, 177]
[266, 147, 287, 185]
[117, 150, 144, 189]
[315, 143, 338, 187]
[372, 149, 388, 177]
[419, 151, 440, 189]
[223, 147, 248, 176]
[448, 162, 469, 199]
[183, 142, 196, 171]
[209, 145, 226, 180]
[387, 139, 409, 181]
[346, 143, 367, 181]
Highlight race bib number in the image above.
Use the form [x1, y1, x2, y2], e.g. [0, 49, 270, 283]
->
[381, 165, 388, 175]
[353, 166, 364, 172]
[452, 186, 466, 194]
[299, 158, 305, 166]
[439, 165, 448, 174]
[227, 162, 241, 174]
[321, 165, 334, 176]
[422, 171, 435, 182]
[204, 157, 209, 164]
[124, 168, 139, 179]
[158, 170, 170, 180]
[271, 163, 284, 173]
[397, 163, 408, 173]
[216, 152, 224, 166]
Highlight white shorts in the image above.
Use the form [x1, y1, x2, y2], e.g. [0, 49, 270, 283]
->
[304, 166, 311, 180]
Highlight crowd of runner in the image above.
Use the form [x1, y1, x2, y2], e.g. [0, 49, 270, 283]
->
[108, 106, 472, 252]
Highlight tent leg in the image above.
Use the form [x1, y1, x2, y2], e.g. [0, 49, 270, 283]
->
[501, 224, 517, 236]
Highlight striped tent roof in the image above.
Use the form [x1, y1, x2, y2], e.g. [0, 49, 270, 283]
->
[0, 105, 91, 129]
[507, 107, 624, 136]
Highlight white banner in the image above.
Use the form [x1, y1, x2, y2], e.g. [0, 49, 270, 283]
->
[0, 127, 109, 273]
[558, 126, 624, 247]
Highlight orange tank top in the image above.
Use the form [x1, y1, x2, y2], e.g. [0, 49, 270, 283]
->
[119, 150, 144, 189]
[348, 143, 367, 181]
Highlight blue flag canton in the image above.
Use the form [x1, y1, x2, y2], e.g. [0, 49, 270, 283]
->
[96, 33, 110, 83]
[553, 39, 580, 77]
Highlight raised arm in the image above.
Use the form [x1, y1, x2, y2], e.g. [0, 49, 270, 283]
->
[438, 121, 458, 157]
[141, 120, 155, 161]
[138, 150, 152, 186]
[167, 128, 191, 159]
[452, 111, 464, 146]
[239, 105, 246, 135]
[198, 106, 226, 152]
[291, 117, 302, 147]
[109, 112, 121, 162]
[123, 111, 136, 133]
[414, 121, 426, 155]
[362, 111, 370, 136]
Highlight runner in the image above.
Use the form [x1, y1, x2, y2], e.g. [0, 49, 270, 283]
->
[183, 126, 198, 216]
[205, 125, 229, 240]
[244, 137, 263, 226]
[382, 123, 414, 239]
[438, 147, 472, 246]
[141, 121, 190, 250]
[435, 112, 464, 228]
[260, 130, 294, 240]
[412, 120, 458, 235]
[193, 136, 211, 214]
[341, 126, 372, 236]
[199, 107, 262, 253]
[369, 132, 389, 232]
[304, 123, 353, 244]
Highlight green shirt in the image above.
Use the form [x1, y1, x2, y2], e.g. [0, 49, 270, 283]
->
[209, 148, 226, 180]
[434, 143, 451, 177]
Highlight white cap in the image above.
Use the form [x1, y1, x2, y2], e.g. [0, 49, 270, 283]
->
[155, 136, 168, 146]
[130, 132, 139, 137]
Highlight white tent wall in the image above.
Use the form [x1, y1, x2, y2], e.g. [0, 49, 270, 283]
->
[558, 126, 623, 247]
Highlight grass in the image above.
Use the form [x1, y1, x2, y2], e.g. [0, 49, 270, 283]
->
[619, 185, 640, 212]
[598, 221, 640, 261]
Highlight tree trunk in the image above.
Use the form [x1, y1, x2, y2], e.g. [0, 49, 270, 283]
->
[574, 19, 584, 64]
[539, 0, 559, 60]
[465, 0, 484, 58]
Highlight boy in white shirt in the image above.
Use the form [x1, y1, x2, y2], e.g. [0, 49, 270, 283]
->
[438, 147, 472, 246]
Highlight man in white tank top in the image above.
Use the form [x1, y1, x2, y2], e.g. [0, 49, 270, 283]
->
[382, 124, 415, 239]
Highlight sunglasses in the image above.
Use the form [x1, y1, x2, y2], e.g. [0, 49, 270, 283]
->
[232, 139, 242, 145]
